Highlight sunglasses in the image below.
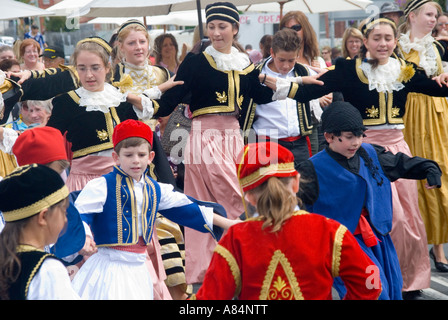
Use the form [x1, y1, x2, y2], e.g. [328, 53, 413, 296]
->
[288, 24, 302, 32]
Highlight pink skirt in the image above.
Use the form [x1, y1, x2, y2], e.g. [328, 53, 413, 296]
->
[183, 115, 245, 284]
[67, 155, 115, 192]
[364, 129, 430, 291]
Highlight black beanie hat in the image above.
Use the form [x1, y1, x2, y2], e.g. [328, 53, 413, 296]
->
[0, 164, 69, 222]
[205, 2, 240, 25]
[321, 101, 367, 134]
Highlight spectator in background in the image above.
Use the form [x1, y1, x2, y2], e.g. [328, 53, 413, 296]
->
[249, 49, 263, 64]
[19, 39, 45, 71]
[40, 45, 66, 69]
[341, 27, 363, 60]
[433, 12, 448, 38]
[380, 2, 404, 26]
[0, 59, 21, 122]
[321, 45, 332, 67]
[0, 58, 20, 73]
[331, 46, 342, 64]
[153, 33, 181, 74]
[0, 45, 15, 61]
[24, 25, 46, 50]
[259, 34, 272, 63]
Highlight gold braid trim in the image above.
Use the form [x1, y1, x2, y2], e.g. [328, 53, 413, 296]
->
[331, 224, 347, 278]
[2, 186, 69, 222]
[239, 162, 296, 190]
[259, 250, 303, 300]
[214, 244, 241, 297]
[25, 253, 53, 299]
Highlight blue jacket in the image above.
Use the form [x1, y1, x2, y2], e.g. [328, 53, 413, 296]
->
[307, 143, 392, 236]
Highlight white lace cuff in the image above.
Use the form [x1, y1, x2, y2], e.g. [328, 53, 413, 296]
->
[273, 77, 292, 100]
[142, 87, 162, 99]
[286, 76, 303, 84]
[133, 94, 154, 121]
[0, 128, 18, 154]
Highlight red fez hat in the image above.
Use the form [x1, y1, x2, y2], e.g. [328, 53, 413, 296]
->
[12, 127, 68, 166]
[112, 119, 153, 148]
[236, 142, 298, 192]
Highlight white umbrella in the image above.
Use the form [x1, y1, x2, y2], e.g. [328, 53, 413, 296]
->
[0, 0, 54, 20]
[87, 10, 205, 27]
[238, 0, 373, 15]
[45, 0, 94, 17]
[79, 0, 293, 40]
[78, 0, 194, 18]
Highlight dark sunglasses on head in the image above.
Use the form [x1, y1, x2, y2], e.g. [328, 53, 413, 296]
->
[288, 24, 302, 32]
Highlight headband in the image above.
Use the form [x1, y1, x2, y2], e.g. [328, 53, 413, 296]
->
[404, 0, 432, 17]
[77, 36, 112, 55]
[362, 17, 397, 35]
[117, 19, 147, 35]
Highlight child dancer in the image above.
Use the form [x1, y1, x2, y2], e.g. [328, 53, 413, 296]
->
[72, 119, 234, 299]
[297, 101, 442, 300]
[0, 164, 80, 300]
[193, 141, 381, 300]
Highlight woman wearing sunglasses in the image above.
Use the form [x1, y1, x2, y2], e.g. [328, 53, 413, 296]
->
[279, 11, 326, 69]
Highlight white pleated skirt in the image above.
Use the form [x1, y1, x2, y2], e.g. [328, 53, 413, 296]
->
[72, 247, 154, 300]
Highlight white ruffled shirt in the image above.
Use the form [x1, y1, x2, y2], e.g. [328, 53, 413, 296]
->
[399, 31, 438, 77]
[204, 45, 251, 71]
[359, 58, 405, 130]
[76, 83, 127, 113]
[360, 58, 405, 93]
[75, 83, 155, 121]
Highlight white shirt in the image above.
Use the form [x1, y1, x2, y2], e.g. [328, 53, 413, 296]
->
[75, 175, 214, 238]
[253, 61, 301, 139]
[28, 258, 80, 300]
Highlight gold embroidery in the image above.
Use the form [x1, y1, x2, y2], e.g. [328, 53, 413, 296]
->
[144, 176, 158, 244]
[272, 276, 287, 292]
[237, 95, 244, 108]
[332, 225, 347, 277]
[391, 107, 400, 118]
[260, 250, 303, 300]
[239, 162, 296, 191]
[96, 129, 108, 141]
[216, 91, 228, 103]
[116, 174, 123, 244]
[72, 142, 114, 159]
[215, 244, 242, 297]
[366, 106, 379, 118]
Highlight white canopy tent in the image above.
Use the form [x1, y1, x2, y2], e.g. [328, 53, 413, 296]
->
[45, 0, 93, 17]
[76, 0, 291, 39]
[87, 10, 205, 27]
[237, 0, 373, 15]
[0, 0, 54, 20]
[77, 0, 193, 18]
